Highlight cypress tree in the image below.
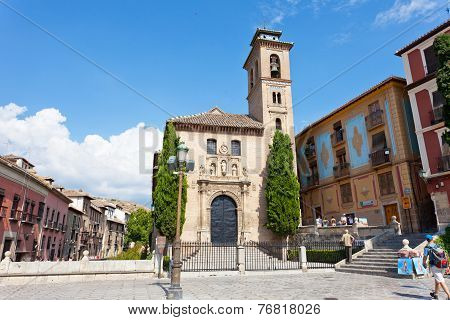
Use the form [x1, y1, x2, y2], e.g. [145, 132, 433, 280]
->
[153, 122, 187, 241]
[265, 130, 301, 237]
[434, 34, 450, 144]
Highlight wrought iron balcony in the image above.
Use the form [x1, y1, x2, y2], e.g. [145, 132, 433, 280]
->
[370, 148, 391, 167]
[331, 129, 345, 147]
[438, 155, 450, 172]
[430, 106, 444, 125]
[305, 173, 320, 189]
[21, 212, 35, 224]
[333, 162, 350, 178]
[9, 209, 21, 221]
[0, 206, 7, 218]
[304, 144, 316, 159]
[365, 110, 384, 130]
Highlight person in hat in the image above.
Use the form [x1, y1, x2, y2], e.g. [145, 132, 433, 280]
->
[423, 235, 450, 300]
[341, 230, 355, 264]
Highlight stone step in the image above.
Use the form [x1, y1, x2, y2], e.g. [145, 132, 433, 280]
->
[340, 264, 397, 272]
[351, 261, 395, 267]
[336, 267, 402, 278]
[355, 257, 398, 263]
[362, 253, 398, 258]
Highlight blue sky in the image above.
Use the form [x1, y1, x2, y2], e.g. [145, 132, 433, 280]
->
[0, 0, 448, 204]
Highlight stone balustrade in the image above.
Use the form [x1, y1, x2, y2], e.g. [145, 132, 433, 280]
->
[0, 250, 154, 277]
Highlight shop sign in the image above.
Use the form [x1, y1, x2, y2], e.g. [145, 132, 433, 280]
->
[360, 200, 374, 207]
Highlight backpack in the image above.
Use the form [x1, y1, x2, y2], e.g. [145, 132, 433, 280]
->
[428, 245, 448, 269]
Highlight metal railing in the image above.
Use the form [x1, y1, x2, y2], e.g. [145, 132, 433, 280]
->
[9, 209, 22, 221]
[430, 106, 443, 125]
[330, 129, 345, 147]
[20, 212, 35, 224]
[438, 155, 450, 172]
[304, 144, 316, 159]
[244, 241, 302, 271]
[370, 148, 391, 167]
[305, 173, 319, 189]
[365, 110, 384, 130]
[333, 162, 350, 178]
[52, 221, 58, 229]
[181, 242, 238, 272]
[301, 241, 358, 269]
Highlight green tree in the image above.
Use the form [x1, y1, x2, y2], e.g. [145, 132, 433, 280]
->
[153, 122, 187, 241]
[265, 130, 301, 237]
[125, 208, 153, 247]
[434, 34, 450, 144]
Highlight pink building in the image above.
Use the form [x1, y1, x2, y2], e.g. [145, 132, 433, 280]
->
[396, 20, 450, 231]
[0, 155, 71, 261]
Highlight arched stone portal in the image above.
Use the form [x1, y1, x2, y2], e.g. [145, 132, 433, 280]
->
[210, 195, 237, 244]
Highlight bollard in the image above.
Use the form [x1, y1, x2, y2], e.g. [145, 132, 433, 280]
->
[237, 245, 245, 274]
[81, 250, 90, 262]
[299, 246, 307, 272]
[0, 251, 12, 273]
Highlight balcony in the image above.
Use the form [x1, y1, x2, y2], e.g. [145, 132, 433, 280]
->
[304, 144, 316, 160]
[333, 162, 350, 179]
[330, 129, 345, 147]
[430, 106, 444, 126]
[62, 224, 68, 233]
[44, 219, 52, 228]
[0, 206, 7, 218]
[365, 110, 384, 131]
[370, 148, 391, 167]
[58, 223, 63, 231]
[438, 155, 450, 172]
[9, 209, 21, 221]
[304, 173, 320, 189]
[21, 212, 36, 224]
[52, 221, 58, 230]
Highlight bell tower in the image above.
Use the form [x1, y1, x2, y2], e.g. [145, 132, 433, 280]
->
[243, 29, 295, 143]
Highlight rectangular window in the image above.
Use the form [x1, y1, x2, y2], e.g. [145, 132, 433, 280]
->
[37, 202, 45, 219]
[372, 131, 387, 151]
[432, 91, 445, 109]
[231, 140, 241, 156]
[30, 201, 35, 216]
[0, 188, 4, 208]
[424, 46, 438, 75]
[207, 139, 217, 155]
[378, 171, 396, 196]
[340, 183, 353, 204]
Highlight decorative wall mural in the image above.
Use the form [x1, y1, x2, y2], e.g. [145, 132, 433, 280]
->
[346, 114, 369, 168]
[298, 144, 309, 187]
[316, 132, 333, 179]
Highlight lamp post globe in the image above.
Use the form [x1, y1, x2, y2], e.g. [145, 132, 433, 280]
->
[177, 143, 189, 163]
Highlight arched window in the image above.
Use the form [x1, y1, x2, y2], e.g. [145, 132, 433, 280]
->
[207, 139, 217, 155]
[277, 92, 282, 104]
[276, 118, 282, 130]
[272, 92, 277, 104]
[250, 69, 254, 88]
[270, 54, 280, 78]
[231, 140, 241, 156]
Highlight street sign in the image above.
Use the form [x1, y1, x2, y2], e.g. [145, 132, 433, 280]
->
[402, 196, 411, 210]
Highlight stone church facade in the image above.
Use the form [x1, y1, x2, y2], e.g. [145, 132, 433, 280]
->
[169, 29, 296, 243]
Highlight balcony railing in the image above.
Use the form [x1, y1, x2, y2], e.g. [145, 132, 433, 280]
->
[62, 224, 68, 232]
[333, 162, 350, 178]
[430, 106, 444, 125]
[9, 209, 22, 221]
[21, 212, 36, 224]
[365, 110, 384, 130]
[0, 206, 7, 218]
[58, 223, 63, 231]
[52, 221, 58, 229]
[438, 155, 450, 172]
[330, 129, 345, 147]
[304, 145, 316, 159]
[370, 148, 391, 167]
[304, 173, 320, 189]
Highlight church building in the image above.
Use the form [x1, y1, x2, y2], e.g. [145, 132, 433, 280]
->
[168, 29, 297, 243]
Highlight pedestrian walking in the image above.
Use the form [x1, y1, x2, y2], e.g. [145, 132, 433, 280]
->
[423, 235, 450, 300]
[341, 230, 355, 264]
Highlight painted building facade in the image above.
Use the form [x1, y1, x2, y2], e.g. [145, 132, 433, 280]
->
[396, 20, 450, 231]
[296, 77, 433, 233]
[62, 206, 83, 260]
[166, 29, 297, 243]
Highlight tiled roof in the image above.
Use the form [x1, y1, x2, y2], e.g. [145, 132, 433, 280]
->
[63, 189, 94, 199]
[297, 76, 406, 137]
[169, 107, 264, 130]
[91, 198, 116, 209]
[396, 20, 450, 56]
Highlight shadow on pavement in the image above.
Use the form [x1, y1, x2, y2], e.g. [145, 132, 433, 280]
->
[392, 292, 429, 300]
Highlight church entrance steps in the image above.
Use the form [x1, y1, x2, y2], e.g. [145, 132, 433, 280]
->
[336, 233, 427, 278]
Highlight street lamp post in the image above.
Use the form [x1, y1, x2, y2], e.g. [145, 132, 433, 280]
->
[167, 142, 193, 300]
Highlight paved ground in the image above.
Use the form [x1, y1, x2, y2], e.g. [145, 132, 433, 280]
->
[0, 272, 448, 300]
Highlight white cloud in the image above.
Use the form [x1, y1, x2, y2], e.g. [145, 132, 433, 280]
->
[0, 103, 163, 205]
[374, 0, 440, 26]
[332, 32, 351, 46]
[259, 0, 300, 27]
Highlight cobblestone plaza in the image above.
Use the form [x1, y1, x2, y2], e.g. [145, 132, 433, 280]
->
[0, 272, 447, 300]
